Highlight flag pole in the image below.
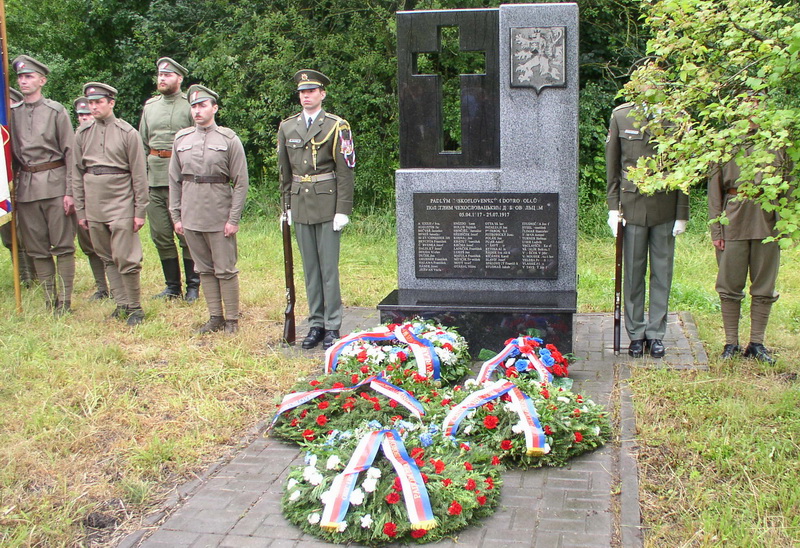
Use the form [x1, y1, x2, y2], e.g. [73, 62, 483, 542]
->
[0, 0, 23, 312]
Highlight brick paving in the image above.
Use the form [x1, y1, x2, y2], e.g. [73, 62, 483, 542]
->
[120, 310, 707, 548]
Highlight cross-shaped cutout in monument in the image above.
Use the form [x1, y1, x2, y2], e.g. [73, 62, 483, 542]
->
[414, 25, 486, 153]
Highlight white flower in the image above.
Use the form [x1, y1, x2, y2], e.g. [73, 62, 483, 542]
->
[581, 405, 589, 413]
[464, 378, 477, 387]
[366, 467, 381, 479]
[337, 521, 348, 532]
[360, 514, 373, 528]
[309, 471, 323, 486]
[593, 426, 601, 436]
[308, 513, 321, 524]
[302, 466, 316, 481]
[557, 396, 570, 403]
[289, 490, 301, 501]
[307, 454, 318, 467]
[563, 419, 571, 427]
[320, 490, 333, 505]
[436, 348, 455, 364]
[511, 422, 524, 434]
[326, 455, 342, 470]
[349, 488, 365, 506]
[504, 401, 520, 414]
[362, 477, 378, 493]
[464, 424, 473, 435]
[544, 443, 551, 454]
[287, 478, 298, 490]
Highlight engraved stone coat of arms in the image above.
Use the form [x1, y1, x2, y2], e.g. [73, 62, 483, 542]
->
[510, 27, 566, 92]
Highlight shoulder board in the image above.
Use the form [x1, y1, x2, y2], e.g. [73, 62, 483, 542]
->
[42, 98, 67, 113]
[114, 119, 135, 133]
[280, 112, 303, 124]
[175, 126, 197, 139]
[613, 102, 634, 112]
[180, 92, 188, 100]
[10, 101, 21, 109]
[144, 95, 162, 105]
[214, 126, 236, 138]
[77, 120, 95, 134]
[325, 113, 350, 129]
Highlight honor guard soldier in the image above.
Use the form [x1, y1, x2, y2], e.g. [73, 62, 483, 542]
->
[9, 55, 77, 314]
[72, 96, 109, 300]
[606, 102, 689, 358]
[278, 70, 355, 350]
[139, 57, 199, 302]
[73, 82, 149, 325]
[169, 85, 248, 334]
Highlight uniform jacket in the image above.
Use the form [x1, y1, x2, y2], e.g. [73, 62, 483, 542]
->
[168, 122, 249, 232]
[10, 97, 76, 202]
[138, 91, 193, 188]
[73, 114, 149, 222]
[277, 109, 354, 224]
[605, 103, 689, 227]
[708, 147, 785, 241]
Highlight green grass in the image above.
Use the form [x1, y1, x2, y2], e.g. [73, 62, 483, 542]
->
[0, 205, 798, 546]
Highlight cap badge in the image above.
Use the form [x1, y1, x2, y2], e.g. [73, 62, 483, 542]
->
[300, 73, 309, 81]
[191, 91, 199, 102]
[88, 88, 95, 94]
[16, 62, 24, 70]
[160, 62, 169, 70]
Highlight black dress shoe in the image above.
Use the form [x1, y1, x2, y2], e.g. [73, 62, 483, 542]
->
[720, 344, 741, 359]
[628, 339, 645, 358]
[323, 330, 340, 350]
[743, 342, 775, 365]
[302, 327, 325, 349]
[648, 338, 665, 358]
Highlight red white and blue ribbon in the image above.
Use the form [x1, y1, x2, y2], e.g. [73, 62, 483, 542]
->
[320, 429, 436, 532]
[324, 327, 396, 374]
[393, 324, 441, 380]
[442, 380, 547, 456]
[476, 337, 552, 384]
[370, 376, 425, 419]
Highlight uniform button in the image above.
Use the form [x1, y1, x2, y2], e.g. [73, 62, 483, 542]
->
[305, 188, 309, 193]
[303, 160, 307, 164]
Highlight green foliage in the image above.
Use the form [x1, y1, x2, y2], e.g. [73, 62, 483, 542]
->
[624, 0, 800, 241]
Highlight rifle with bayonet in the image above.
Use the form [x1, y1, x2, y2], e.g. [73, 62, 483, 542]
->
[613, 208, 624, 355]
[281, 210, 296, 345]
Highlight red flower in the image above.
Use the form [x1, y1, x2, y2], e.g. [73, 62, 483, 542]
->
[442, 342, 454, 351]
[464, 462, 473, 471]
[373, 402, 382, 411]
[360, 365, 369, 374]
[484, 402, 494, 411]
[397, 351, 407, 362]
[465, 478, 477, 491]
[415, 458, 425, 467]
[519, 344, 534, 354]
[447, 501, 463, 515]
[574, 431, 583, 443]
[317, 401, 329, 410]
[485, 477, 495, 490]
[351, 374, 360, 384]
[501, 393, 511, 402]
[391, 415, 403, 422]
[383, 522, 397, 537]
[289, 418, 299, 427]
[316, 414, 328, 426]
[442, 478, 453, 487]
[441, 399, 452, 407]
[392, 476, 402, 490]
[491, 456, 501, 465]
[309, 380, 321, 387]
[506, 368, 519, 378]
[413, 372, 428, 383]
[342, 401, 355, 413]
[576, 395, 584, 403]
[385, 491, 401, 504]
[411, 447, 425, 459]
[484, 415, 500, 429]
[421, 473, 429, 483]
[459, 443, 471, 452]
[332, 382, 344, 389]
[300, 409, 308, 419]
[357, 350, 368, 362]
[411, 529, 427, 539]
[389, 400, 398, 408]
[432, 460, 445, 474]
[302, 429, 315, 441]
[477, 495, 487, 506]
[544, 425, 553, 435]
[573, 408, 582, 417]
[500, 440, 512, 450]
[546, 343, 557, 351]
[541, 388, 550, 399]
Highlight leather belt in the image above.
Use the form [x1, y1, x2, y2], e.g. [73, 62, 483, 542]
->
[726, 188, 738, 195]
[86, 166, 129, 175]
[149, 149, 172, 158]
[292, 172, 335, 183]
[19, 159, 65, 173]
[182, 174, 228, 184]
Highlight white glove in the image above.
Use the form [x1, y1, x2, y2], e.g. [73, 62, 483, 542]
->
[672, 219, 687, 237]
[607, 210, 625, 237]
[281, 210, 292, 227]
[332, 213, 349, 232]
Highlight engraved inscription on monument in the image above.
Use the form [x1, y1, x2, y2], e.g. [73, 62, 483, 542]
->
[510, 27, 566, 92]
[414, 193, 558, 279]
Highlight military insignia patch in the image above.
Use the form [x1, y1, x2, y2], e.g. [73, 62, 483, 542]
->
[16, 62, 25, 71]
[338, 128, 356, 168]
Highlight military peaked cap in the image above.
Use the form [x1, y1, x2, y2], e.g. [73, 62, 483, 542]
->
[187, 84, 218, 105]
[83, 82, 118, 100]
[293, 69, 330, 90]
[12, 55, 50, 76]
[73, 96, 91, 113]
[156, 57, 188, 78]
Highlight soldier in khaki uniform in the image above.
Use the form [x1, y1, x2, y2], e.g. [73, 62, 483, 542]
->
[2, 87, 37, 287]
[169, 85, 248, 334]
[139, 57, 199, 301]
[10, 55, 77, 314]
[73, 83, 149, 325]
[708, 147, 787, 364]
[606, 102, 689, 358]
[72, 96, 109, 300]
[277, 70, 355, 350]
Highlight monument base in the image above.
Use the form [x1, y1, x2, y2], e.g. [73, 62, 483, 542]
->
[378, 289, 576, 357]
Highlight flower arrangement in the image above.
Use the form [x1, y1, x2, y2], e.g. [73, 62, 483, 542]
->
[271, 320, 610, 545]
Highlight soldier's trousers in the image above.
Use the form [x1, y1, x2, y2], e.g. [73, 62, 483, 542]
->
[88, 218, 143, 307]
[294, 221, 342, 331]
[148, 187, 190, 261]
[183, 229, 239, 319]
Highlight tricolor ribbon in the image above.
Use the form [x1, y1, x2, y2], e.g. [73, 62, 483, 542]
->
[393, 324, 441, 380]
[476, 337, 553, 384]
[270, 374, 425, 428]
[324, 327, 396, 374]
[442, 380, 547, 456]
[320, 429, 436, 532]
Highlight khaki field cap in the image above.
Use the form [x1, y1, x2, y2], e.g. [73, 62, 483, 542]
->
[294, 69, 330, 90]
[73, 97, 91, 114]
[187, 84, 218, 105]
[156, 57, 188, 78]
[12, 55, 50, 76]
[83, 82, 118, 100]
[9, 88, 23, 103]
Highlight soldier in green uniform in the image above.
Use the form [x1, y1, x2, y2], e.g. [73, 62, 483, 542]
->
[708, 148, 787, 364]
[606, 102, 689, 358]
[10, 55, 77, 314]
[169, 85, 248, 334]
[72, 96, 109, 300]
[2, 88, 37, 287]
[277, 70, 355, 350]
[73, 82, 149, 326]
[139, 57, 199, 301]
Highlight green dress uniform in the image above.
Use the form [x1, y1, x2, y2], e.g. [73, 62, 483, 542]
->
[278, 107, 355, 337]
[73, 83, 149, 324]
[9, 55, 77, 312]
[606, 102, 689, 346]
[708, 147, 784, 357]
[139, 60, 197, 300]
